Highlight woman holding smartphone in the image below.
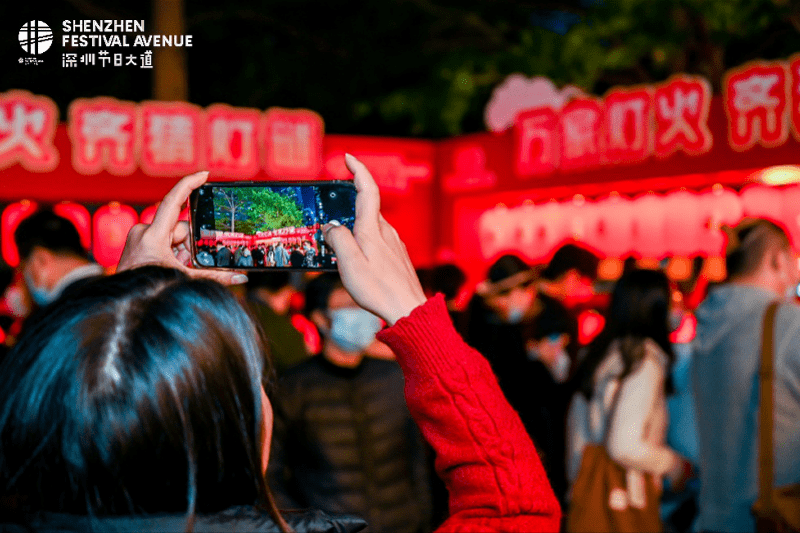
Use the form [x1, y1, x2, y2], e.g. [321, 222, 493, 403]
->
[0, 155, 560, 532]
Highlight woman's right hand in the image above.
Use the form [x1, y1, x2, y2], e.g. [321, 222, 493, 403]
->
[323, 154, 427, 326]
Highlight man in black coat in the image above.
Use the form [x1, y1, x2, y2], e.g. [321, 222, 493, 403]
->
[215, 243, 232, 267]
[251, 245, 265, 267]
[267, 273, 434, 533]
[289, 245, 304, 268]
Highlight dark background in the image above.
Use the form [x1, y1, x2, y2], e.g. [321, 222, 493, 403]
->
[3, 0, 800, 138]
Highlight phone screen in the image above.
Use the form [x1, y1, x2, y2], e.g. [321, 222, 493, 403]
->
[189, 181, 356, 271]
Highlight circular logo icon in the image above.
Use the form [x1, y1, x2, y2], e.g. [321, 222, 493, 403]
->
[19, 21, 53, 55]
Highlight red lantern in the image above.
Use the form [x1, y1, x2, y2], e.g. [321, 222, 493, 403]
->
[779, 184, 800, 249]
[93, 202, 138, 268]
[593, 193, 633, 258]
[698, 185, 743, 256]
[740, 184, 783, 221]
[53, 201, 92, 252]
[2, 200, 38, 267]
[516, 202, 540, 263]
[564, 195, 600, 249]
[533, 200, 566, 261]
[631, 193, 666, 259]
[663, 189, 702, 257]
[140, 203, 159, 225]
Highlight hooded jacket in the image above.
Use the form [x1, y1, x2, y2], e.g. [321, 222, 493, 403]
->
[692, 284, 800, 532]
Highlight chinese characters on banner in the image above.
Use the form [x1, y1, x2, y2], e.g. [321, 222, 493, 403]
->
[0, 91, 59, 172]
[69, 97, 138, 175]
[513, 56, 799, 178]
[1, 55, 799, 182]
[724, 62, 788, 150]
[654, 76, 713, 157]
[261, 108, 323, 179]
[514, 76, 713, 177]
[0, 91, 325, 179]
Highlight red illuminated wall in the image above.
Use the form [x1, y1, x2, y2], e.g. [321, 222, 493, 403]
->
[1, 97, 799, 277]
[0, 128, 436, 267]
[435, 96, 800, 284]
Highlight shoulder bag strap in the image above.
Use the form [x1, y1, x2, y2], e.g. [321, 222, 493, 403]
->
[758, 301, 780, 509]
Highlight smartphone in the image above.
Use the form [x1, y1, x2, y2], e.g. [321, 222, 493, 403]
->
[189, 180, 356, 271]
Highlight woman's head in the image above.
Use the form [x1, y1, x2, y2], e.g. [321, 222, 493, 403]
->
[605, 268, 672, 340]
[0, 266, 281, 524]
[577, 267, 674, 398]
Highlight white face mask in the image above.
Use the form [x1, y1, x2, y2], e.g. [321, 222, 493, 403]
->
[550, 350, 571, 383]
[329, 307, 383, 353]
[506, 305, 526, 324]
[780, 268, 799, 301]
[785, 282, 799, 301]
[23, 269, 56, 307]
[779, 252, 798, 301]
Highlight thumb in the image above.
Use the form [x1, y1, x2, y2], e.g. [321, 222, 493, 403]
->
[324, 223, 366, 270]
[323, 223, 363, 256]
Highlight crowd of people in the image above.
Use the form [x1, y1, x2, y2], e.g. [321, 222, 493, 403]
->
[0, 156, 798, 533]
[197, 240, 333, 270]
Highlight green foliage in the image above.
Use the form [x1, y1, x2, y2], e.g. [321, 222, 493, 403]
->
[248, 189, 304, 231]
[212, 187, 303, 233]
[213, 187, 258, 233]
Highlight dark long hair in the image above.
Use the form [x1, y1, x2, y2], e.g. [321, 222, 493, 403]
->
[575, 268, 675, 399]
[0, 266, 289, 532]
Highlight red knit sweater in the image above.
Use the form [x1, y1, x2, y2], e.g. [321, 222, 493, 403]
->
[376, 295, 562, 533]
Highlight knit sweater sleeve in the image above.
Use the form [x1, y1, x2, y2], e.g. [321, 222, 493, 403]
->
[376, 295, 561, 532]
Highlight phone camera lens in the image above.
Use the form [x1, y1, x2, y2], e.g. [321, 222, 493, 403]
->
[329, 191, 337, 199]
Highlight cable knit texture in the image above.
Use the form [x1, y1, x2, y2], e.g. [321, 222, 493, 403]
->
[376, 294, 562, 532]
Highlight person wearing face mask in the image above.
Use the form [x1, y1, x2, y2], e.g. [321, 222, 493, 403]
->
[13, 209, 104, 313]
[267, 272, 435, 533]
[465, 255, 565, 487]
[692, 218, 800, 533]
[537, 242, 601, 378]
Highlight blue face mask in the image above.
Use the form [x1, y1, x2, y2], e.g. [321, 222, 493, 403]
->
[23, 269, 56, 307]
[329, 307, 383, 353]
[506, 305, 525, 324]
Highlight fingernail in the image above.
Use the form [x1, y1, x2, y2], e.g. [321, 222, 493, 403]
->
[328, 220, 341, 227]
[231, 274, 248, 284]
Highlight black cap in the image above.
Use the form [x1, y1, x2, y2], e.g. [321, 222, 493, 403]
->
[541, 243, 599, 281]
[14, 209, 87, 261]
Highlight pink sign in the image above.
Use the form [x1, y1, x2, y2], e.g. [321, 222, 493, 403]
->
[0, 90, 59, 172]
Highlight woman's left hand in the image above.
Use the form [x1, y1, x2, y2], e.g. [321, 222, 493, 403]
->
[117, 171, 248, 286]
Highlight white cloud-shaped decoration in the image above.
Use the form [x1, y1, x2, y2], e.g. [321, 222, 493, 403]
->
[484, 74, 584, 133]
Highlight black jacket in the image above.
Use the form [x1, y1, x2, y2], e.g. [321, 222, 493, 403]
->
[268, 356, 433, 533]
[1, 506, 366, 532]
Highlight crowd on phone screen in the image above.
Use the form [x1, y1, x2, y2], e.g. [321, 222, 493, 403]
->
[200, 240, 330, 270]
[0, 176, 799, 533]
